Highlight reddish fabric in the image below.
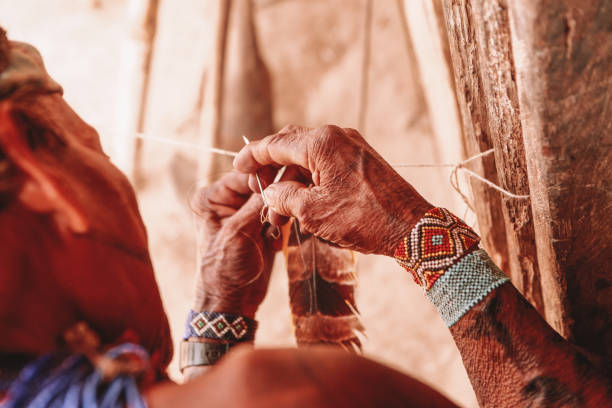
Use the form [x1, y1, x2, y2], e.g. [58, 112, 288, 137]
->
[0, 41, 173, 374]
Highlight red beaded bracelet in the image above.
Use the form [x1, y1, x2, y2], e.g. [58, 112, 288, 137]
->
[394, 207, 480, 290]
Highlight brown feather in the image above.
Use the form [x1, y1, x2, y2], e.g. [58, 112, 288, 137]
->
[284, 220, 364, 351]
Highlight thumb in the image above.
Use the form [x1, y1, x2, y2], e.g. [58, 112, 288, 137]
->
[226, 193, 266, 235]
[264, 181, 313, 220]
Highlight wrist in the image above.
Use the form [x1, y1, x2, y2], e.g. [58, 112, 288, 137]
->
[426, 249, 509, 326]
[180, 309, 257, 373]
[380, 198, 434, 257]
[192, 295, 257, 320]
[392, 207, 480, 289]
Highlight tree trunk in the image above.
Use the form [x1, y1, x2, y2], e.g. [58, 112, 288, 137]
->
[405, 0, 512, 275]
[507, 0, 612, 359]
[441, 0, 544, 314]
[437, 0, 611, 362]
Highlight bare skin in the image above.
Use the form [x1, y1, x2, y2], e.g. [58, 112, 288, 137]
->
[190, 172, 276, 319]
[2, 31, 609, 407]
[182, 172, 275, 380]
[0, 34, 456, 406]
[452, 285, 611, 407]
[233, 124, 433, 255]
[0, 92, 172, 368]
[179, 172, 455, 408]
[148, 347, 458, 408]
[234, 124, 612, 407]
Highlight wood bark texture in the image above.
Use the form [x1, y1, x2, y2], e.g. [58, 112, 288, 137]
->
[507, 0, 611, 359]
[440, 0, 611, 362]
[436, 0, 512, 279]
[441, 0, 544, 314]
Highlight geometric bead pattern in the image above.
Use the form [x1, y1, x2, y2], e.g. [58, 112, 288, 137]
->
[184, 310, 257, 342]
[394, 207, 481, 290]
[426, 249, 510, 327]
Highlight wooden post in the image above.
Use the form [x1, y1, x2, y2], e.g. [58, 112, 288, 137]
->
[114, 0, 160, 186]
[507, 0, 611, 356]
[441, 0, 544, 313]
[403, 0, 511, 274]
[439, 0, 611, 360]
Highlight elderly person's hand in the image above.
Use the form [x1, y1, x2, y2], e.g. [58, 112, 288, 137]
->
[233, 125, 433, 256]
[190, 171, 276, 319]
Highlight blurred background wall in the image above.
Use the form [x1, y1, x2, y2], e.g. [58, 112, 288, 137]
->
[0, 1, 478, 406]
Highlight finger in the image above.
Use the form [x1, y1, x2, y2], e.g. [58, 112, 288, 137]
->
[247, 165, 279, 194]
[233, 125, 313, 173]
[263, 180, 313, 221]
[208, 204, 237, 218]
[225, 194, 266, 235]
[264, 224, 283, 248]
[223, 171, 251, 196]
[206, 184, 245, 211]
[268, 210, 289, 226]
[192, 172, 251, 217]
[248, 164, 309, 194]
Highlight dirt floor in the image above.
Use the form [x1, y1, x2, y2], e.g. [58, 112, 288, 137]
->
[1, 1, 478, 406]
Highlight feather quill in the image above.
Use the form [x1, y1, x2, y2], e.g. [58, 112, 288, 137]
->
[283, 220, 364, 351]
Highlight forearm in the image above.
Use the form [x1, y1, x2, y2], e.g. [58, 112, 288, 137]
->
[451, 282, 610, 406]
[392, 207, 611, 406]
[180, 308, 257, 381]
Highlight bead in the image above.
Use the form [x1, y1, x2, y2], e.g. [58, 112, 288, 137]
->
[426, 249, 510, 326]
[393, 207, 480, 289]
[184, 310, 257, 342]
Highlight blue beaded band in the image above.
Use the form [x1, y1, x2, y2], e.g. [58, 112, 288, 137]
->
[184, 310, 257, 342]
[426, 249, 510, 327]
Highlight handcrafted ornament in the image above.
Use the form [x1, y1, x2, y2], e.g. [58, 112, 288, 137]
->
[394, 207, 480, 290]
[427, 249, 510, 326]
[283, 220, 364, 352]
[185, 310, 257, 342]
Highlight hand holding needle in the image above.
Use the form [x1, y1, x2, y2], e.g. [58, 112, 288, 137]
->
[242, 135, 285, 240]
[241, 135, 269, 208]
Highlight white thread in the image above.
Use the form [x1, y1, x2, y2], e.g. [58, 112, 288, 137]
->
[134, 133, 237, 157]
[241, 135, 270, 210]
[393, 148, 529, 201]
[459, 168, 530, 199]
[135, 135, 529, 201]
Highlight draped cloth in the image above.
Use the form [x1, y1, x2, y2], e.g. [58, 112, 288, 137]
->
[0, 344, 150, 408]
[0, 31, 174, 395]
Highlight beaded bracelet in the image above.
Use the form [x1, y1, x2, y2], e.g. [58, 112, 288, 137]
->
[394, 207, 481, 289]
[426, 249, 510, 326]
[184, 310, 258, 342]
[393, 207, 509, 326]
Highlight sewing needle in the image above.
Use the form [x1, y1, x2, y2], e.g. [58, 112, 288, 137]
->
[242, 135, 269, 208]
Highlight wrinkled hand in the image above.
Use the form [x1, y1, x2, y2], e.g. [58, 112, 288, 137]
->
[234, 125, 433, 256]
[191, 171, 276, 319]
